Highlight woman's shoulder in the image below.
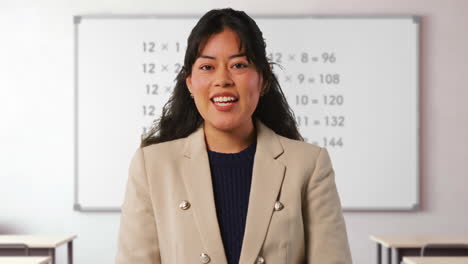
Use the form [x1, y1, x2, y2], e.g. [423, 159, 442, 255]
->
[140, 136, 187, 159]
[257, 119, 322, 157]
[276, 134, 322, 156]
[271, 134, 335, 181]
[273, 133, 329, 171]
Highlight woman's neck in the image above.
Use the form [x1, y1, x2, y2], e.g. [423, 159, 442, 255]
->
[203, 120, 256, 153]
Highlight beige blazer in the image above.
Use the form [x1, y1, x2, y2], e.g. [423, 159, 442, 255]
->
[116, 119, 352, 264]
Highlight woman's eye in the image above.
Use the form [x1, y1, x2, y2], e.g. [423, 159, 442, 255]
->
[200, 65, 213, 70]
[233, 63, 248, 69]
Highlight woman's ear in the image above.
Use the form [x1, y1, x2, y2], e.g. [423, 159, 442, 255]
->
[186, 75, 192, 94]
[260, 77, 269, 97]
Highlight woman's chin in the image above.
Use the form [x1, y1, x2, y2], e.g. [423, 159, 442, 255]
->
[205, 118, 246, 133]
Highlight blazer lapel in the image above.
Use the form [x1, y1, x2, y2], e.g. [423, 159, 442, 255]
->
[181, 124, 228, 263]
[238, 119, 285, 264]
[181, 119, 285, 264]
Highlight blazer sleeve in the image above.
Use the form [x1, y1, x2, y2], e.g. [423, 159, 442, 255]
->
[303, 147, 353, 264]
[116, 147, 162, 264]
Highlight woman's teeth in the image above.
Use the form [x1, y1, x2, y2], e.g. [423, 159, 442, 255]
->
[212, 96, 237, 102]
[212, 96, 238, 105]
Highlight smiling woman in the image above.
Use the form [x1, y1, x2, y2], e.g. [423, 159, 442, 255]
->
[186, 28, 264, 152]
[139, 8, 302, 150]
[116, 7, 352, 264]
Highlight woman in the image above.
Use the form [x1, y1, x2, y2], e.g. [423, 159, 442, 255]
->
[116, 8, 352, 264]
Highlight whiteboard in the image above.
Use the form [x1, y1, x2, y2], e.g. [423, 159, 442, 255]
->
[73, 15, 420, 212]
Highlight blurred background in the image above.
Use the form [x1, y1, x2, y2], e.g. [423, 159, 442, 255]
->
[1, 0, 467, 263]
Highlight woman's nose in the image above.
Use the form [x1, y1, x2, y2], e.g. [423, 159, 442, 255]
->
[214, 67, 234, 87]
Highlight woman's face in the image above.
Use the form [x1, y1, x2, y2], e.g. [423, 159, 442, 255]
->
[186, 28, 263, 134]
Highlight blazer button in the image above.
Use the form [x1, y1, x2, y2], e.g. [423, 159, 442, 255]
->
[255, 256, 265, 264]
[200, 253, 211, 263]
[179, 200, 191, 210]
[274, 201, 284, 211]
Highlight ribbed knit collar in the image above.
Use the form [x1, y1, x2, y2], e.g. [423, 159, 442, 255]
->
[207, 140, 257, 164]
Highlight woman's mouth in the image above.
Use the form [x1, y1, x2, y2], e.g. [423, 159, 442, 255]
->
[211, 96, 239, 111]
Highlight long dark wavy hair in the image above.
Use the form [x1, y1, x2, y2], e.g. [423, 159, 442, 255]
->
[141, 8, 303, 147]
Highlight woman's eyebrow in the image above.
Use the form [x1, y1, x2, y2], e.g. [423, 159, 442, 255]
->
[199, 53, 247, 60]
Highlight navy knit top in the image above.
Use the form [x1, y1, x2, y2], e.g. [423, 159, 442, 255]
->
[207, 139, 257, 264]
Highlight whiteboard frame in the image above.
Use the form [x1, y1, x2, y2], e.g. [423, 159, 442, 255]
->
[73, 14, 421, 213]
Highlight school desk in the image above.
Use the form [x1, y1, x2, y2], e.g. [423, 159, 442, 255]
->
[0, 256, 51, 264]
[403, 257, 468, 264]
[0, 235, 76, 264]
[370, 235, 468, 264]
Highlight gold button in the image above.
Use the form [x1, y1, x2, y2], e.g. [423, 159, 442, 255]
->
[256, 256, 265, 264]
[274, 201, 284, 211]
[179, 200, 190, 210]
[200, 253, 211, 263]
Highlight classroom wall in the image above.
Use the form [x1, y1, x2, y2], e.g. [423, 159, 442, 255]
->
[1, 0, 467, 263]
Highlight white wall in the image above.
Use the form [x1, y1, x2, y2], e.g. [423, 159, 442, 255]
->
[1, 1, 467, 263]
